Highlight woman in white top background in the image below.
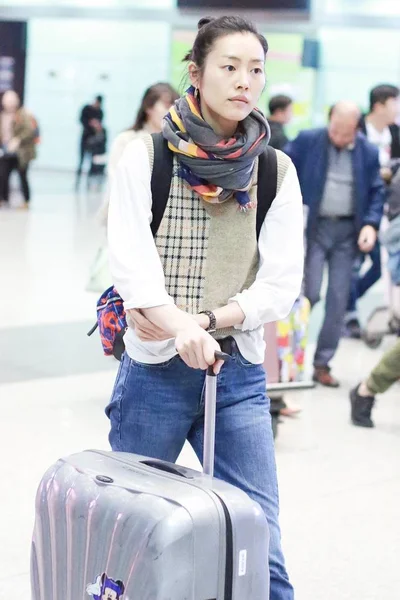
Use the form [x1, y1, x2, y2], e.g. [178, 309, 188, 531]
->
[107, 16, 304, 598]
[87, 83, 179, 291]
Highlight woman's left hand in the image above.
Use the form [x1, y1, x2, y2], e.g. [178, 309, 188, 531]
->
[128, 310, 208, 341]
[128, 309, 173, 341]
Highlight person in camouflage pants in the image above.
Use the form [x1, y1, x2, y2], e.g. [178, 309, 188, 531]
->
[350, 338, 400, 427]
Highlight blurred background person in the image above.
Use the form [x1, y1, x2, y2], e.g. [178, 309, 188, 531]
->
[345, 84, 400, 337]
[267, 93, 301, 419]
[86, 118, 107, 191]
[86, 82, 178, 293]
[76, 94, 104, 188]
[285, 101, 385, 387]
[107, 82, 179, 183]
[267, 94, 293, 150]
[361, 84, 400, 174]
[0, 90, 36, 209]
[350, 339, 400, 428]
[350, 165, 400, 427]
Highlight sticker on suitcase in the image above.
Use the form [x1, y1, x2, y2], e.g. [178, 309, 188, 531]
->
[86, 573, 125, 600]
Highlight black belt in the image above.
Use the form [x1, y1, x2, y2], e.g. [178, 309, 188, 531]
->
[218, 336, 236, 355]
[320, 215, 354, 221]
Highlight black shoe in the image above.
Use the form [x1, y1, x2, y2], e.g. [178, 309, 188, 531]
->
[350, 385, 375, 428]
[346, 318, 362, 339]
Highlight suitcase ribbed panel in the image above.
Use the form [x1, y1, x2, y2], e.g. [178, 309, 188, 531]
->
[31, 461, 199, 599]
[31, 450, 270, 599]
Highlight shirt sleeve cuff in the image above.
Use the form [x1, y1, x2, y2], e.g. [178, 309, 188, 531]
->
[229, 291, 258, 332]
[363, 220, 380, 230]
[123, 291, 175, 311]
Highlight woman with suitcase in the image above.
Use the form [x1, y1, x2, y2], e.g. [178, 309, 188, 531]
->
[106, 16, 304, 599]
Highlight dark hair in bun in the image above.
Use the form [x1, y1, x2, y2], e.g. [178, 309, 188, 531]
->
[183, 15, 268, 71]
[198, 16, 215, 30]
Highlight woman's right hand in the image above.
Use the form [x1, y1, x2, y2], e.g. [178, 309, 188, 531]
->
[7, 137, 20, 153]
[175, 323, 223, 373]
[138, 304, 224, 373]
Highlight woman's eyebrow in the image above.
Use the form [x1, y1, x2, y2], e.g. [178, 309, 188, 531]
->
[222, 55, 264, 64]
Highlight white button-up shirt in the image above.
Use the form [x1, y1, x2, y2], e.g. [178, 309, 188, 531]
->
[108, 139, 304, 364]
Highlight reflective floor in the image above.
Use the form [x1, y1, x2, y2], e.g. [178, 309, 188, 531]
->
[0, 171, 399, 600]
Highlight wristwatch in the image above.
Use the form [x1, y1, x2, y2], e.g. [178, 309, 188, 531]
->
[199, 310, 217, 333]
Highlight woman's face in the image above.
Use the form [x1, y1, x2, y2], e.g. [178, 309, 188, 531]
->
[2, 90, 20, 112]
[147, 98, 174, 132]
[191, 32, 266, 136]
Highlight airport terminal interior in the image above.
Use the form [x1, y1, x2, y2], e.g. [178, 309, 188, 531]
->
[1, 1, 400, 599]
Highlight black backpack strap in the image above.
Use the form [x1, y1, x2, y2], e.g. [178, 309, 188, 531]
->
[149, 134, 276, 239]
[256, 146, 278, 240]
[150, 132, 174, 236]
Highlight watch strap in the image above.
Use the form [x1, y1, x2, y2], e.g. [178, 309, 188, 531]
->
[199, 310, 217, 333]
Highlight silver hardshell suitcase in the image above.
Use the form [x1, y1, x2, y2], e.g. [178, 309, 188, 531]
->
[31, 353, 270, 599]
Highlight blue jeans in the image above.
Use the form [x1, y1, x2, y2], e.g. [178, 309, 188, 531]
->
[106, 346, 294, 600]
[305, 217, 358, 367]
[347, 241, 382, 313]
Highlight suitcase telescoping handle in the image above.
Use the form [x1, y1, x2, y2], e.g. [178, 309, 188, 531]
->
[203, 351, 231, 478]
[141, 351, 231, 479]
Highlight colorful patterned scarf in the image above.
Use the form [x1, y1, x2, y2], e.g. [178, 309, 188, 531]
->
[163, 86, 270, 209]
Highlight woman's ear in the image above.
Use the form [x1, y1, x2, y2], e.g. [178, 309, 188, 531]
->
[188, 62, 200, 89]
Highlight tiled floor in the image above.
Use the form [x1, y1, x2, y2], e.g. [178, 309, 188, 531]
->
[0, 172, 399, 600]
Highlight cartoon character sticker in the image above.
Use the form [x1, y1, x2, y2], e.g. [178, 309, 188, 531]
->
[87, 573, 125, 600]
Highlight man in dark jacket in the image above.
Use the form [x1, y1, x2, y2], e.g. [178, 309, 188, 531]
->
[267, 94, 293, 151]
[285, 101, 385, 387]
[345, 84, 400, 337]
[360, 84, 400, 168]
